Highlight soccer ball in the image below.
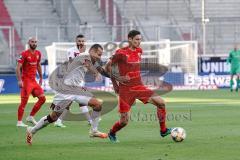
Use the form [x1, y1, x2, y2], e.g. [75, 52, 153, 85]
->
[170, 127, 186, 142]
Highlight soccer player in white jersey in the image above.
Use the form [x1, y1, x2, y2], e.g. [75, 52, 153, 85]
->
[54, 34, 93, 127]
[26, 44, 110, 145]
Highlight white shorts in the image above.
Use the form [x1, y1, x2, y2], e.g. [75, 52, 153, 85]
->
[52, 92, 92, 113]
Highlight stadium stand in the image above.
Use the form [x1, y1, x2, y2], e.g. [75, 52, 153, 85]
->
[4, 0, 61, 57]
[115, 0, 194, 41]
[115, 0, 240, 54]
[190, 0, 240, 54]
[72, 0, 112, 41]
[3, 0, 112, 58]
[0, 0, 24, 52]
[0, 31, 12, 72]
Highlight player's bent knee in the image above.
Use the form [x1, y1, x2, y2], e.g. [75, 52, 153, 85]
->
[156, 98, 165, 105]
[89, 98, 102, 111]
[94, 99, 102, 108]
[38, 96, 46, 104]
[157, 103, 166, 109]
[151, 96, 166, 108]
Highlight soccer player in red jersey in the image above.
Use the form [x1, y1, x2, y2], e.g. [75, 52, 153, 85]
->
[107, 30, 172, 142]
[16, 37, 46, 127]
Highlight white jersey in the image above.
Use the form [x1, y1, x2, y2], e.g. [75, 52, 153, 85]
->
[63, 61, 87, 87]
[67, 46, 88, 86]
[49, 55, 101, 96]
[67, 46, 87, 60]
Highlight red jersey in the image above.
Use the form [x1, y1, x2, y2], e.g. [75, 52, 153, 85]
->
[17, 49, 41, 80]
[112, 46, 142, 86]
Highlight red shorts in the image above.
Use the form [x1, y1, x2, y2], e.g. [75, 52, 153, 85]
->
[20, 79, 44, 98]
[118, 85, 154, 113]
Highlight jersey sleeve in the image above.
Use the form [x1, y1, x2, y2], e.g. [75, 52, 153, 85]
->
[111, 50, 126, 63]
[17, 52, 25, 64]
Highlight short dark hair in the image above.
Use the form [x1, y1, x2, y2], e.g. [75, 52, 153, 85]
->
[128, 30, 141, 39]
[76, 34, 84, 39]
[89, 44, 103, 51]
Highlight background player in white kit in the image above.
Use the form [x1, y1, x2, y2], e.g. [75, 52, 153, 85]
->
[26, 44, 109, 145]
[54, 34, 92, 127]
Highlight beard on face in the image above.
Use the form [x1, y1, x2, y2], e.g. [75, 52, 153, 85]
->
[29, 44, 37, 50]
[77, 44, 84, 49]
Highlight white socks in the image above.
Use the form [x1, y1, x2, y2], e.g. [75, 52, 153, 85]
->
[80, 106, 92, 124]
[91, 111, 100, 132]
[31, 116, 50, 134]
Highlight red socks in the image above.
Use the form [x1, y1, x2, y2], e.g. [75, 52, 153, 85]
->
[157, 107, 167, 133]
[111, 121, 127, 134]
[30, 96, 46, 116]
[18, 97, 29, 121]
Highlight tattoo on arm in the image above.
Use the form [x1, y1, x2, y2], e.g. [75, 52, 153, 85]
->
[96, 66, 110, 78]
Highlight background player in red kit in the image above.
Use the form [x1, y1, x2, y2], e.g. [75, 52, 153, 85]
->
[16, 37, 46, 127]
[107, 30, 172, 142]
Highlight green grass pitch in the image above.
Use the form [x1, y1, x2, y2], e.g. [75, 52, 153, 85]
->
[0, 89, 239, 160]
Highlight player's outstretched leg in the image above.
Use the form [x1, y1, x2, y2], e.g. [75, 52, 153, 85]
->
[26, 109, 60, 145]
[108, 112, 129, 143]
[88, 98, 107, 139]
[149, 94, 172, 137]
